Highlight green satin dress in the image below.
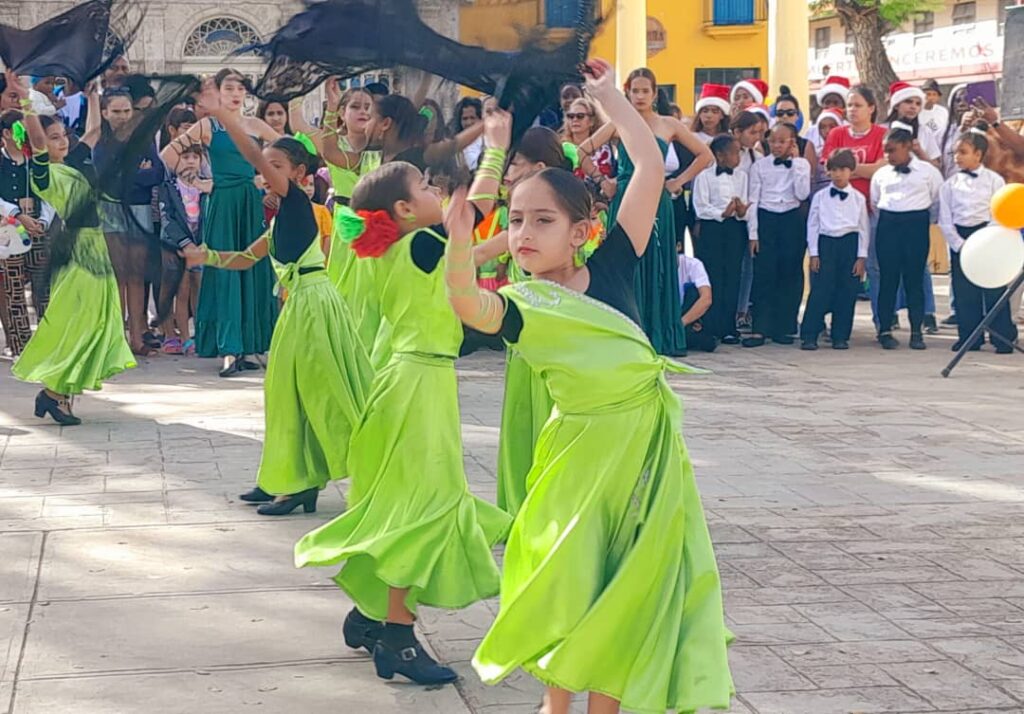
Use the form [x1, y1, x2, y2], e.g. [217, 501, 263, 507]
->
[607, 139, 687, 356]
[12, 157, 135, 394]
[194, 119, 278, 357]
[474, 280, 733, 713]
[295, 228, 511, 621]
[255, 225, 372, 496]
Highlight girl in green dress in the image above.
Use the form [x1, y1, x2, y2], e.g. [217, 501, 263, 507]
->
[445, 59, 732, 714]
[160, 69, 280, 378]
[606, 68, 713, 357]
[6, 71, 134, 426]
[293, 112, 514, 687]
[182, 86, 372, 516]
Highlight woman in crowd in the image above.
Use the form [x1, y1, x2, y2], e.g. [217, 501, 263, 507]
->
[257, 100, 291, 137]
[451, 96, 484, 170]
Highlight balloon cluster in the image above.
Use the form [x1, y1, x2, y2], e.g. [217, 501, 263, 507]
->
[961, 183, 1024, 288]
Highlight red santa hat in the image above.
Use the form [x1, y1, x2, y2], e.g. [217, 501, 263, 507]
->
[815, 107, 846, 128]
[744, 103, 771, 121]
[731, 78, 769, 105]
[815, 75, 850, 105]
[695, 83, 731, 114]
[889, 81, 926, 108]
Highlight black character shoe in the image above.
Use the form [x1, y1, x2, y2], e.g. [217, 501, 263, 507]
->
[772, 334, 795, 345]
[373, 640, 458, 686]
[720, 334, 740, 345]
[909, 332, 927, 350]
[831, 340, 849, 350]
[219, 357, 242, 378]
[343, 608, 384, 653]
[941, 314, 958, 326]
[239, 487, 274, 503]
[741, 335, 766, 348]
[878, 333, 899, 350]
[34, 390, 82, 426]
[923, 314, 939, 334]
[995, 342, 1016, 355]
[950, 340, 982, 352]
[239, 357, 261, 371]
[800, 339, 818, 351]
[256, 488, 318, 516]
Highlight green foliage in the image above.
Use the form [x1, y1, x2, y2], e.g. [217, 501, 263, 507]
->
[811, 0, 943, 26]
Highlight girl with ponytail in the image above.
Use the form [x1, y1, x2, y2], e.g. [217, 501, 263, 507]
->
[182, 82, 372, 517]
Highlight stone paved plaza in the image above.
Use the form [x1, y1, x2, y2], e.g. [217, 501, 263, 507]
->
[2, 310, 1024, 713]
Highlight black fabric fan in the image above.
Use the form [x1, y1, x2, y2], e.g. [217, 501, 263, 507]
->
[244, 0, 598, 141]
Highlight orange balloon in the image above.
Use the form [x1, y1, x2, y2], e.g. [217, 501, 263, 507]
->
[991, 183, 1024, 230]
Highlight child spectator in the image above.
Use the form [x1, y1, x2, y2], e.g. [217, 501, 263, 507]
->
[692, 134, 749, 344]
[745, 123, 811, 347]
[800, 149, 868, 350]
[678, 252, 716, 352]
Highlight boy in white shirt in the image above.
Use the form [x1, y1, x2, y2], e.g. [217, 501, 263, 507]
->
[800, 150, 869, 350]
[678, 253, 716, 352]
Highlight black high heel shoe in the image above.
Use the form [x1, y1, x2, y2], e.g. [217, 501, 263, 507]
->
[343, 608, 384, 653]
[34, 390, 82, 426]
[239, 487, 273, 503]
[256, 488, 318, 515]
[373, 638, 458, 685]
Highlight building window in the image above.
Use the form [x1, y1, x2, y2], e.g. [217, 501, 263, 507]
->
[694, 68, 759, 104]
[545, 0, 577, 28]
[913, 11, 934, 35]
[814, 26, 831, 57]
[183, 17, 261, 57]
[713, 0, 755, 26]
[952, 2, 976, 26]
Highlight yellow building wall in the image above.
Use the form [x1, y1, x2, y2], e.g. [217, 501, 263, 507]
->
[459, 0, 767, 113]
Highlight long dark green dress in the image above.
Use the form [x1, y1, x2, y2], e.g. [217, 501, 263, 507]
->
[607, 139, 687, 356]
[195, 119, 278, 357]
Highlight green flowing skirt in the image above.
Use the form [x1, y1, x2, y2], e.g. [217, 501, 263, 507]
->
[473, 382, 732, 712]
[496, 349, 553, 516]
[195, 182, 278, 357]
[328, 239, 381, 359]
[608, 188, 687, 356]
[12, 229, 135, 394]
[256, 275, 372, 496]
[294, 352, 512, 621]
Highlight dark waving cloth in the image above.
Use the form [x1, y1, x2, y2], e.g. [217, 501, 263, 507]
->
[0, 0, 141, 87]
[48, 74, 201, 287]
[244, 0, 598, 142]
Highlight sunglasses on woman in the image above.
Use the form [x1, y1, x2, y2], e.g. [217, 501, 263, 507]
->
[565, 112, 591, 120]
[776, 109, 798, 118]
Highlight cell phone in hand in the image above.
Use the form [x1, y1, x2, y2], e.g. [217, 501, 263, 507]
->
[965, 81, 997, 108]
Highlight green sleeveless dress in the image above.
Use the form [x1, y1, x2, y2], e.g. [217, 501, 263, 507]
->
[12, 158, 135, 394]
[474, 281, 733, 712]
[194, 119, 278, 358]
[255, 225, 372, 496]
[295, 228, 511, 621]
[607, 139, 687, 356]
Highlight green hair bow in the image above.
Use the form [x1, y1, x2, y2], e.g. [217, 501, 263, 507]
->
[419, 106, 435, 122]
[293, 131, 318, 157]
[561, 142, 580, 171]
[334, 205, 366, 244]
[11, 121, 27, 151]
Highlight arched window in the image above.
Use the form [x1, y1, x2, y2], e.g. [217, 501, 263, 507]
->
[183, 18, 261, 57]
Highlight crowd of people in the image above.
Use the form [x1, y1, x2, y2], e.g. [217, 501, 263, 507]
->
[1, 17, 1023, 711]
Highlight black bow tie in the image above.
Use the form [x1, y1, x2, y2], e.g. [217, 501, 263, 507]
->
[960, 169, 979, 178]
[830, 187, 849, 200]
[716, 166, 734, 176]
[894, 164, 912, 174]
[774, 158, 793, 168]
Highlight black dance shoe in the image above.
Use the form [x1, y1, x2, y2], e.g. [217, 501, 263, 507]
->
[878, 333, 899, 350]
[720, 334, 740, 345]
[741, 336, 765, 348]
[256, 488, 318, 515]
[800, 339, 818, 351]
[831, 340, 849, 350]
[923, 314, 939, 335]
[219, 358, 242, 378]
[239, 487, 274, 503]
[995, 342, 1015, 355]
[772, 334, 795, 345]
[239, 357, 261, 371]
[373, 639, 458, 685]
[950, 340, 982, 352]
[34, 390, 82, 426]
[909, 332, 927, 350]
[941, 314, 958, 326]
[343, 608, 384, 653]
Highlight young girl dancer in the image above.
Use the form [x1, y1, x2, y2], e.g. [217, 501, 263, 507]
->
[183, 84, 372, 515]
[447, 58, 732, 714]
[293, 115, 514, 686]
[6, 71, 134, 425]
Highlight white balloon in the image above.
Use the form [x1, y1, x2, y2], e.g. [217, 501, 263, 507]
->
[960, 225, 1024, 289]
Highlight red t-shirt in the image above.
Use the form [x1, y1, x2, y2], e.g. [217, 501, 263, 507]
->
[821, 125, 887, 201]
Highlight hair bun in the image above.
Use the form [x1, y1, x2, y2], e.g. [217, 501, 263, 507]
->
[780, 84, 792, 95]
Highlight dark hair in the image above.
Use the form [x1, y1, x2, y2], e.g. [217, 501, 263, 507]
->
[626, 68, 657, 92]
[774, 85, 801, 112]
[39, 115, 62, 132]
[730, 111, 762, 134]
[514, 168, 592, 223]
[884, 126, 914, 146]
[850, 85, 878, 123]
[957, 122, 990, 156]
[826, 148, 857, 171]
[0, 109, 24, 132]
[334, 87, 373, 136]
[214, 68, 246, 89]
[450, 97, 482, 134]
[270, 136, 317, 178]
[941, 86, 971, 157]
[352, 161, 418, 219]
[420, 98, 447, 143]
[710, 133, 737, 159]
[512, 126, 571, 170]
[375, 94, 428, 144]
[101, 89, 133, 110]
[560, 83, 583, 100]
[364, 82, 390, 97]
[257, 101, 292, 135]
[885, 105, 920, 139]
[167, 107, 197, 130]
[691, 106, 730, 136]
[771, 122, 799, 140]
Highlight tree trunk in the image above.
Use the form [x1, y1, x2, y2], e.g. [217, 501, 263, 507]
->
[835, 1, 899, 106]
